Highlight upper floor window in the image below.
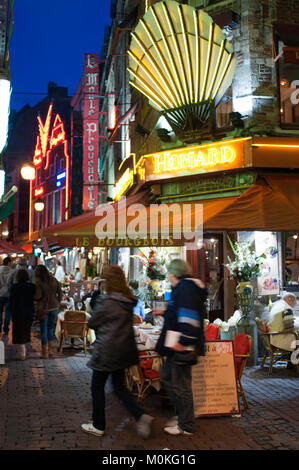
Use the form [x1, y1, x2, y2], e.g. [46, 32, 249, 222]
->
[215, 85, 232, 129]
[274, 24, 299, 127]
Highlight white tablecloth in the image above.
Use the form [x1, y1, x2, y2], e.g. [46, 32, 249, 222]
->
[134, 325, 162, 350]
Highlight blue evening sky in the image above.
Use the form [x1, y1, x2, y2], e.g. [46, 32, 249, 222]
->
[9, 0, 112, 111]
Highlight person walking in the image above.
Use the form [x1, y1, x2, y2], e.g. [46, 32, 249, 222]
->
[34, 265, 62, 359]
[81, 265, 153, 438]
[9, 269, 35, 360]
[153, 259, 207, 436]
[0, 256, 12, 337]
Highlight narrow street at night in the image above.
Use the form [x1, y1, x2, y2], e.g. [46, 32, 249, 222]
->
[1, 326, 298, 452]
[1, 0, 299, 463]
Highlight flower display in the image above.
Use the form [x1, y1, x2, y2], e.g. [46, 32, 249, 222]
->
[225, 241, 266, 282]
[132, 248, 167, 281]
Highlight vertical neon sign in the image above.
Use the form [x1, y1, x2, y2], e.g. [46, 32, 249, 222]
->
[82, 54, 99, 211]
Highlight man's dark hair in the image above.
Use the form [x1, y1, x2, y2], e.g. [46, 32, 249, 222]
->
[16, 269, 29, 283]
[3, 257, 12, 266]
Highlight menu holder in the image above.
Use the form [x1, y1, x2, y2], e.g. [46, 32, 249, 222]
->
[192, 340, 240, 417]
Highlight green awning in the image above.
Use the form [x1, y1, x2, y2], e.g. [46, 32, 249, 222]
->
[0, 193, 15, 222]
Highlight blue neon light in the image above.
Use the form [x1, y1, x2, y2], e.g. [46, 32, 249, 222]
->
[56, 171, 66, 180]
[56, 181, 62, 188]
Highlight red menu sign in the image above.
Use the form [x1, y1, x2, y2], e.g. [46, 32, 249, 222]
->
[83, 54, 99, 211]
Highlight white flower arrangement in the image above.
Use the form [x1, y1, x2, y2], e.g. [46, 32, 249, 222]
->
[225, 239, 266, 282]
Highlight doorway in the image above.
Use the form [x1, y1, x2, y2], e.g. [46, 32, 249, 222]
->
[199, 233, 224, 322]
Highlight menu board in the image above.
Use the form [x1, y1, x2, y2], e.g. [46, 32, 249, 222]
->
[192, 340, 240, 417]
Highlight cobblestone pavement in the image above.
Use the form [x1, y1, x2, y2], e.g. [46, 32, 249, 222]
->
[0, 326, 298, 453]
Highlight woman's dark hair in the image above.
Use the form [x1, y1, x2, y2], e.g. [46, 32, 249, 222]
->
[16, 269, 29, 283]
[103, 265, 135, 301]
[35, 264, 51, 284]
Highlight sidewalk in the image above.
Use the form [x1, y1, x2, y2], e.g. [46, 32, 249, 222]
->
[0, 325, 298, 452]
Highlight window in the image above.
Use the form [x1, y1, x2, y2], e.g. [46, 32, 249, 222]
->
[215, 85, 232, 129]
[274, 24, 299, 127]
[53, 191, 61, 225]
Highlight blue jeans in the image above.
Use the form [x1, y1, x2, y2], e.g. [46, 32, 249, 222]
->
[0, 297, 11, 335]
[40, 309, 59, 345]
[161, 355, 195, 433]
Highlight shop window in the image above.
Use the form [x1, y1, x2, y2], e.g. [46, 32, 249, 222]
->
[284, 232, 299, 286]
[54, 155, 59, 174]
[53, 191, 61, 225]
[46, 194, 53, 227]
[215, 85, 232, 129]
[273, 24, 299, 127]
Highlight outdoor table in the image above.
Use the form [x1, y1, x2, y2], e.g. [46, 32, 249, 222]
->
[133, 324, 162, 350]
[55, 310, 96, 345]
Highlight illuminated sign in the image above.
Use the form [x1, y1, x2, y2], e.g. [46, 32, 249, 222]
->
[29, 105, 71, 239]
[153, 146, 235, 174]
[34, 187, 44, 197]
[113, 168, 134, 201]
[57, 171, 66, 180]
[83, 53, 100, 211]
[144, 138, 250, 182]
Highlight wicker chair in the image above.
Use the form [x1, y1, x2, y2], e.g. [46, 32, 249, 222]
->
[126, 349, 162, 403]
[59, 310, 88, 356]
[234, 334, 252, 409]
[255, 317, 298, 374]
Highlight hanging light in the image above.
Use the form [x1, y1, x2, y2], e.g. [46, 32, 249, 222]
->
[34, 197, 45, 212]
[21, 162, 36, 181]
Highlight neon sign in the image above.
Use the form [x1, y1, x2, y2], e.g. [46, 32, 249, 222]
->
[153, 146, 235, 174]
[113, 168, 134, 201]
[143, 137, 251, 182]
[34, 186, 44, 197]
[29, 105, 71, 239]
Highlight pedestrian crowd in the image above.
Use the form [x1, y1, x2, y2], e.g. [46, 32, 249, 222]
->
[1, 255, 297, 440]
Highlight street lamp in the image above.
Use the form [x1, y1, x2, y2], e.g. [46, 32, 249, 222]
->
[20, 162, 36, 181]
[34, 197, 45, 212]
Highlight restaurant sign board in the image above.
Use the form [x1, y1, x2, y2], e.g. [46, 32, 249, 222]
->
[144, 137, 250, 183]
[82, 53, 99, 211]
[192, 340, 240, 417]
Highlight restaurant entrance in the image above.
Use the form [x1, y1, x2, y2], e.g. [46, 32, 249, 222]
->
[199, 233, 224, 322]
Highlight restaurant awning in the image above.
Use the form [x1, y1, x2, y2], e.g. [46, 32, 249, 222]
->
[0, 192, 16, 222]
[44, 174, 299, 249]
[203, 175, 299, 231]
[0, 239, 26, 255]
[44, 190, 154, 248]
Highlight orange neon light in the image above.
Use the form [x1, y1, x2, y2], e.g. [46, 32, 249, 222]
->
[37, 104, 53, 158]
[50, 114, 66, 149]
[29, 105, 71, 235]
[152, 145, 236, 174]
[252, 144, 299, 148]
[34, 187, 44, 197]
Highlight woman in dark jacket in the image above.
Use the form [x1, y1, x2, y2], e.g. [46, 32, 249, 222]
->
[81, 265, 153, 439]
[34, 265, 62, 359]
[9, 268, 35, 360]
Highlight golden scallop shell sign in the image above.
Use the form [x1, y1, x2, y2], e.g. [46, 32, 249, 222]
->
[128, 0, 236, 141]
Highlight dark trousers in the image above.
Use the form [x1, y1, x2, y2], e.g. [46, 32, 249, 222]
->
[0, 297, 11, 335]
[161, 355, 195, 433]
[91, 369, 144, 431]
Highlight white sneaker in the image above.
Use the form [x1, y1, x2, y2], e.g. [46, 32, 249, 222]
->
[165, 416, 178, 427]
[81, 423, 105, 437]
[164, 425, 193, 436]
[136, 414, 153, 439]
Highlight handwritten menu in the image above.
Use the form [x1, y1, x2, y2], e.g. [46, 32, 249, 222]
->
[192, 340, 240, 417]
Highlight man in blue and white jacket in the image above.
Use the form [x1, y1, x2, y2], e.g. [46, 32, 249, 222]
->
[154, 259, 207, 436]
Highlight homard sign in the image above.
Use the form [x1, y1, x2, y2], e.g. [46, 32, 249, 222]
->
[144, 137, 249, 182]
